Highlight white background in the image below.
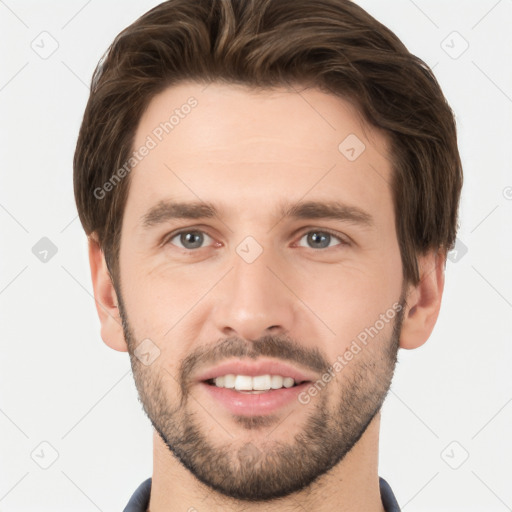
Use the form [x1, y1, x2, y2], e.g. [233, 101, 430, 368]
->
[0, 0, 511, 510]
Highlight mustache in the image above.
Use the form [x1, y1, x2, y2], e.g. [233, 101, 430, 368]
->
[179, 334, 329, 386]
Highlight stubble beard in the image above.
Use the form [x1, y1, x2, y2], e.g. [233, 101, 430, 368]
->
[118, 293, 405, 502]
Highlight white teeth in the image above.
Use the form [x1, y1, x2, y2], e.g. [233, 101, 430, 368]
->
[211, 374, 298, 391]
[234, 375, 253, 391]
[223, 374, 236, 389]
[253, 374, 272, 390]
[271, 375, 284, 389]
[283, 377, 295, 388]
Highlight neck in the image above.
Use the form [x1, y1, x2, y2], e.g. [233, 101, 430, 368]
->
[148, 413, 386, 512]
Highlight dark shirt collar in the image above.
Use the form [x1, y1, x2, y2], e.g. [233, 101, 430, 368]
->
[123, 476, 401, 511]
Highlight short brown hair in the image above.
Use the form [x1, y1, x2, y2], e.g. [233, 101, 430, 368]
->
[74, 0, 463, 286]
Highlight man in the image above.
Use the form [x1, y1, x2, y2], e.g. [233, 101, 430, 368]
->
[73, 0, 463, 510]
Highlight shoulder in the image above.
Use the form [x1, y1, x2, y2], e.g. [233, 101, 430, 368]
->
[123, 477, 152, 512]
[379, 477, 401, 512]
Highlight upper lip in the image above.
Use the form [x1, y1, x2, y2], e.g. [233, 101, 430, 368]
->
[195, 359, 317, 384]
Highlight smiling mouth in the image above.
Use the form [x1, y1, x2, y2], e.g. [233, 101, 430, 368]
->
[203, 374, 310, 393]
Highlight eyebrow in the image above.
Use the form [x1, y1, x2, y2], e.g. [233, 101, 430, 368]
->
[140, 199, 374, 229]
[141, 200, 217, 228]
[279, 200, 373, 228]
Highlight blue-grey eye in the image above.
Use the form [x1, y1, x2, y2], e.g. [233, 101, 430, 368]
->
[298, 231, 343, 249]
[170, 231, 213, 249]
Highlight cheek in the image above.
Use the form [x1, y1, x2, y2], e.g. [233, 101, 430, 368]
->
[119, 256, 221, 358]
[292, 255, 400, 335]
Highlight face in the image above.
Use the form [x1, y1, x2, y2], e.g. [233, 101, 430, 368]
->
[116, 81, 405, 501]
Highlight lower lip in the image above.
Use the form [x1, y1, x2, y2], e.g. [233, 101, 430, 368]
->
[199, 382, 310, 416]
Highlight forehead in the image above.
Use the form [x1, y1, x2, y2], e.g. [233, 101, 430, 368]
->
[125, 81, 393, 226]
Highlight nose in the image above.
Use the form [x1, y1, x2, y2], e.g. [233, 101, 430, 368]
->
[212, 245, 296, 341]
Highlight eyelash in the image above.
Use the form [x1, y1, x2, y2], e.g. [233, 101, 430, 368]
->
[163, 227, 350, 251]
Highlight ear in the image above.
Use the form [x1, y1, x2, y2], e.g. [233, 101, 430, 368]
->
[399, 250, 446, 350]
[88, 234, 128, 352]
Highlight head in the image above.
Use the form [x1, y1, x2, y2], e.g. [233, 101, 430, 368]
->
[75, 0, 462, 502]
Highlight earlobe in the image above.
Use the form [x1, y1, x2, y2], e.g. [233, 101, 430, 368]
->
[88, 234, 128, 352]
[399, 250, 446, 350]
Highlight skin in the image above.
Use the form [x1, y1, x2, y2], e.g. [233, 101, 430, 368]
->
[89, 81, 445, 511]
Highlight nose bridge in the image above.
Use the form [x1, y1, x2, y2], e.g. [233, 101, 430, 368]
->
[214, 238, 295, 340]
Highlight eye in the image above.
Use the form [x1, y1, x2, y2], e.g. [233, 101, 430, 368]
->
[297, 230, 347, 249]
[167, 230, 214, 250]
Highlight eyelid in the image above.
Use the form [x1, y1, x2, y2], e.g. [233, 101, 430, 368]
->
[161, 225, 352, 250]
[162, 226, 218, 248]
[293, 227, 352, 247]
